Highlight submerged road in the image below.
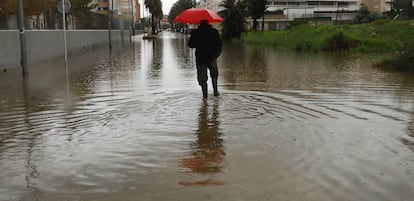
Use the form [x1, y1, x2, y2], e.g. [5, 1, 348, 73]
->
[0, 31, 414, 201]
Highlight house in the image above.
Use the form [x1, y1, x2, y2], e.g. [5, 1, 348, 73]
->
[197, 0, 391, 31]
[360, 0, 391, 14]
[249, 0, 362, 30]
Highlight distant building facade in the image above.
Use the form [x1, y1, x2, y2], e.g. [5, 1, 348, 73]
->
[198, 0, 223, 12]
[95, 0, 141, 23]
[117, 0, 133, 16]
[96, 0, 110, 14]
[135, 0, 141, 23]
[361, 0, 391, 14]
[196, 0, 392, 31]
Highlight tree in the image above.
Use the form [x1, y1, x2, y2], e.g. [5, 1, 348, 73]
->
[353, 5, 385, 24]
[24, 0, 43, 16]
[0, 0, 17, 16]
[168, 0, 195, 25]
[247, 0, 267, 31]
[152, 0, 163, 31]
[145, 0, 163, 34]
[220, 0, 248, 40]
[389, 0, 414, 19]
[0, 0, 17, 29]
[0, 0, 54, 29]
[70, 0, 99, 29]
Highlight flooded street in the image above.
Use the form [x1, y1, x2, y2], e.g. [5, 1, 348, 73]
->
[1, 31, 414, 201]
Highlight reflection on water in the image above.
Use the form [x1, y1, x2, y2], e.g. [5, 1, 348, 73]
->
[179, 100, 224, 186]
[1, 31, 414, 201]
[401, 113, 414, 152]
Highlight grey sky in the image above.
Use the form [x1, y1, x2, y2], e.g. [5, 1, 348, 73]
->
[162, 0, 176, 14]
[138, 0, 176, 14]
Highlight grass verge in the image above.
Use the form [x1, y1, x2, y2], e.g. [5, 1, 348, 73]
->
[238, 20, 414, 70]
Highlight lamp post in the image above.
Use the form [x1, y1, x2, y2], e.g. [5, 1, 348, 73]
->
[131, 0, 135, 36]
[129, 0, 133, 42]
[18, 0, 28, 76]
[62, 0, 68, 66]
[108, 0, 114, 50]
[335, 1, 340, 25]
[57, 0, 71, 67]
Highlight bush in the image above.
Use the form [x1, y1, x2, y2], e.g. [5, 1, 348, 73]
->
[290, 19, 309, 27]
[296, 40, 320, 52]
[393, 34, 414, 70]
[353, 6, 385, 24]
[322, 31, 360, 51]
[371, 19, 390, 25]
[376, 30, 414, 71]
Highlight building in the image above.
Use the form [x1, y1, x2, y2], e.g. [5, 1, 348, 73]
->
[95, 0, 141, 23]
[117, 0, 133, 16]
[199, 0, 223, 12]
[198, 0, 391, 31]
[135, 0, 141, 23]
[246, 0, 363, 30]
[96, 0, 110, 14]
[361, 0, 391, 14]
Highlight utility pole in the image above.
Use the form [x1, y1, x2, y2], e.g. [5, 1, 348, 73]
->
[131, 0, 136, 36]
[108, 0, 114, 50]
[18, 0, 28, 76]
[62, 0, 68, 67]
[335, 1, 339, 25]
[129, 0, 133, 42]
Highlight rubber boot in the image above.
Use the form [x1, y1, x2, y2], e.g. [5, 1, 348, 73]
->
[201, 83, 208, 98]
[212, 79, 219, 96]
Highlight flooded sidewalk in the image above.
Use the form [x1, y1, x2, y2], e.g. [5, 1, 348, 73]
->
[1, 31, 414, 201]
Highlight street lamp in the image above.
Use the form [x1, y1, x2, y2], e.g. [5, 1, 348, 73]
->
[57, 0, 71, 67]
[17, 0, 28, 76]
[131, 0, 136, 36]
[108, 0, 114, 50]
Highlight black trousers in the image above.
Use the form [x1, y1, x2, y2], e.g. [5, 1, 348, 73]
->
[196, 59, 218, 85]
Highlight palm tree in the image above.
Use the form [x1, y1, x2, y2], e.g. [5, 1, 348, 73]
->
[145, 0, 163, 34]
[220, 0, 248, 40]
[247, 0, 268, 31]
[168, 0, 195, 25]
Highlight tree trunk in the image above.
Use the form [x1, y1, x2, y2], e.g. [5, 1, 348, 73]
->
[151, 15, 155, 34]
[261, 14, 264, 31]
[253, 19, 257, 31]
[36, 15, 40, 29]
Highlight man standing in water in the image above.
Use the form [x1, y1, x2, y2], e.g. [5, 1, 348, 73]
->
[188, 19, 222, 98]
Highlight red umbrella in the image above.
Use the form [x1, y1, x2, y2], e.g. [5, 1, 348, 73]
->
[174, 8, 223, 24]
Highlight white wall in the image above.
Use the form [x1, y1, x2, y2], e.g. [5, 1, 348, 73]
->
[0, 30, 128, 69]
[0, 31, 21, 68]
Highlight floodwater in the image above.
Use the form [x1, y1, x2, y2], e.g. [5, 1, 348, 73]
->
[1, 31, 414, 201]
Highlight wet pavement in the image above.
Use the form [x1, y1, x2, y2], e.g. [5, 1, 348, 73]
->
[1, 31, 414, 201]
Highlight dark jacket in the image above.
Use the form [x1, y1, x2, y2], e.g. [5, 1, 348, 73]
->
[188, 23, 222, 63]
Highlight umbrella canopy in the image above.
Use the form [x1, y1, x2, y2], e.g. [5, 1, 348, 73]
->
[174, 8, 223, 24]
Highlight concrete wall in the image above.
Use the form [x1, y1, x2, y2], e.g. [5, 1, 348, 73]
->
[0, 29, 129, 70]
[0, 31, 21, 68]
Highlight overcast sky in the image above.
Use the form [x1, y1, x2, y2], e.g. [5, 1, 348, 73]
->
[162, 0, 176, 14]
[138, 0, 176, 15]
